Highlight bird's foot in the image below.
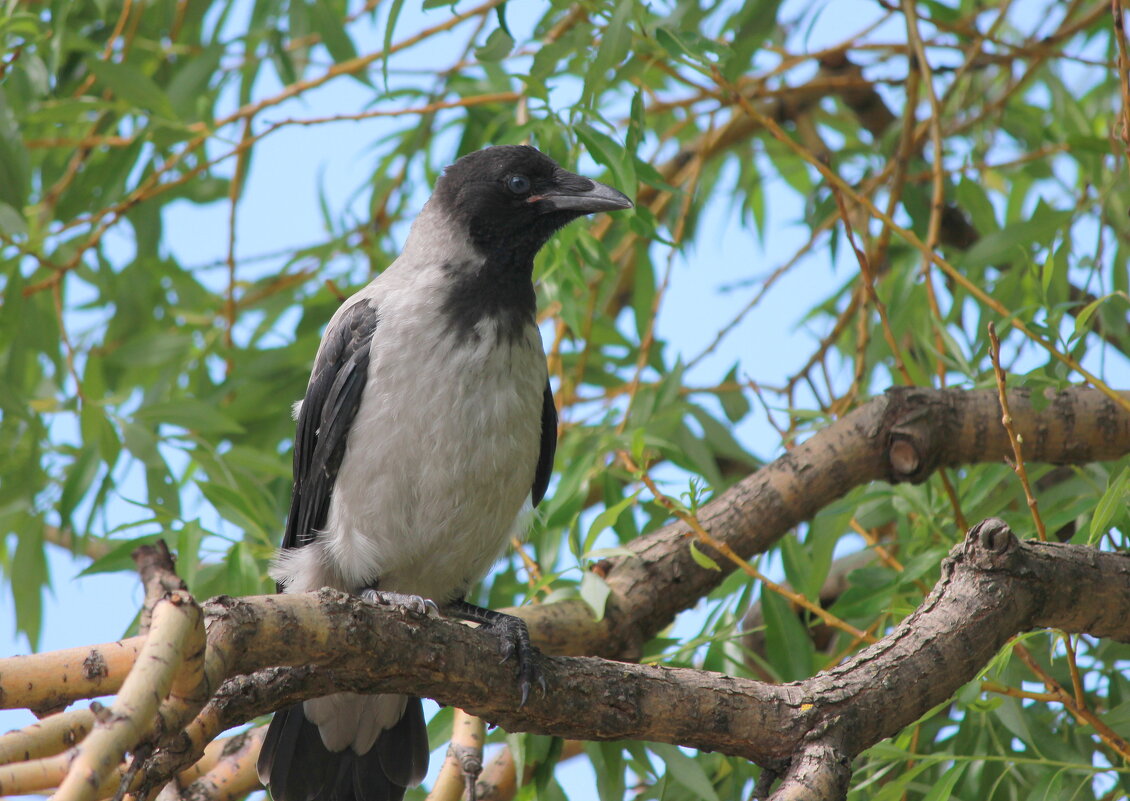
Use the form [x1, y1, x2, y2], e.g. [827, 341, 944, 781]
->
[360, 588, 438, 618]
[490, 614, 546, 707]
[446, 600, 546, 707]
[450, 742, 483, 801]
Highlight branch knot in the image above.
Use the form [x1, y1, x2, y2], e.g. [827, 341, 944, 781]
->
[963, 518, 1018, 568]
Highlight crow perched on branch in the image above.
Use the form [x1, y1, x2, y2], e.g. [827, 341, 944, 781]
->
[257, 145, 632, 801]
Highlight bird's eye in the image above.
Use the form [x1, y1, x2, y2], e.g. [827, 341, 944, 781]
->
[506, 174, 531, 195]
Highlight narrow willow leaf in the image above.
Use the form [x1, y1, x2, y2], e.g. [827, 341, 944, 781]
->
[1089, 467, 1129, 544]
[85, 58, 178, 120]
[579, 570, 612, 621]
[381, 0, 406, 89]
[0, 89, 31, 208]
[689, 540, 721, 571]
[475, 27, 514, 62]
[311, 0, 362, 71]
[648, 743, 722, 801]
[133, 400, 245, 435]
[584, 491, 639, 554]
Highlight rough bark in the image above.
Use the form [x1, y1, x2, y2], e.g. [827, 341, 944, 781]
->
[530, 387, 1130, 659]
[108, 519, 1129, 798]
[3, 388, 1128, 799]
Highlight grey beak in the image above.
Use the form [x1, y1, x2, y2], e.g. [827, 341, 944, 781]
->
[534, 175, 633, 215]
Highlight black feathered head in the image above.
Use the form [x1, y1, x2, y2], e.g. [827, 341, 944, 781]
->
[431, 145, 632, 261]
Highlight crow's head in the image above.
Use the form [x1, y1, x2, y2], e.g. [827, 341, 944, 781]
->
[431, 145, 632, 261]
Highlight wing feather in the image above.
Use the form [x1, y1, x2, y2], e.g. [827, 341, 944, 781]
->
[281, 301, 379, 553]
[531, 380, 557, 506]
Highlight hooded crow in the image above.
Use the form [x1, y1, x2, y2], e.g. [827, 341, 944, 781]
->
[256, 145, 632, 801]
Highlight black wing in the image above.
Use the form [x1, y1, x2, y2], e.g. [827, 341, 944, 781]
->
[281, 300, 378, 553]
[531, 380, 557, 506]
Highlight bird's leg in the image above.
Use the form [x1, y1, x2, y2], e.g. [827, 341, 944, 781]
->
[445, 599, 546, 706]
[449, 741, 482, 801]
[359, 586, 438, 618]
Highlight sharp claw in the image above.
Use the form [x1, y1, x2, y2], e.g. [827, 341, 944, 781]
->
[360, 589, 436, 618]
[448, 602, 545, 709]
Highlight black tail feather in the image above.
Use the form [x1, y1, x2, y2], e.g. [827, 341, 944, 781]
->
[258, 699, 429, 801]
[377, 696, 430, 787]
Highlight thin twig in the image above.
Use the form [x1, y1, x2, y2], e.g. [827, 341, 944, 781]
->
[618, 452, 875, 644]
[714, 69, 1130, 414]
[1114, 0, 1130, 179]
[987, 322, 1048, 541]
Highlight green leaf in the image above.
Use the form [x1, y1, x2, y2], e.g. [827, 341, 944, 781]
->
[381, 0, 407, 88]
[921, 763, 968, 801]
[269, 29, 300, 87]
[311, 0, 362, 72]
[59, 447, 101, 526]
[954, 175, 998, 234]
[994, 696, 1037, 748]
[579, 570, 611, 621]
[648, 743, 721, 801]
[0, 11, 45, 40]
[79, 533, 163, 577]
[1072, 292, 1128, 342]
[1088, 467, 1129, 544]
[779, 533, 814, 599]
[584, 0, 632, 101]
[654, 27, 731, 67]
[583, 491, 639, 554]
[175, 521, 206, 592]
[573, 122, 634, 203]
[0, 202, 27, 236]
[12, 522, 48, 648]
[121, 422, 164, 467]
[198, 481, 271, 540]
[145, 462, 182, 518]
[132, 399, 245, 435]
[718, 365, 750, 422]
[0, 89, 31, 208]
[85, 58, 179, 120]
[230, 539, 269, 595]
[474, 27, 514, 62]
[105, 332, 193, 369]
[720, 0, 782, 80]
[586, 742, 626, 801]
[761, 589, 815, 681]
[166, 44, 223, 120]
[494, 4, 511, 38]
[961, 211, 1072, 271]
[689, 539, 721, 571]
[425, 705, 454, 750]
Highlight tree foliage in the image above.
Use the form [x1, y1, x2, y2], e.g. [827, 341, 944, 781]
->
[1, 0, 1129, 799]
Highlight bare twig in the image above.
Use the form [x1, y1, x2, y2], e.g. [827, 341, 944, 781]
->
[987, 322, 1048, 541]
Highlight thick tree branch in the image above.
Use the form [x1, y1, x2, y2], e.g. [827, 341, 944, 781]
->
[0, 639, 145, 716]
[3, 388, 1126, 797]
[0, 706, 95, 764]
[525, 387, 1130, 659]
[3, 517, 1127, 797]
[55, 592, 204, 801]
[107, 520, 1128, 797]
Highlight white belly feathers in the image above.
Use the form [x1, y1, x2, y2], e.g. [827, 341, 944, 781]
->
[270, 272, 547, 603]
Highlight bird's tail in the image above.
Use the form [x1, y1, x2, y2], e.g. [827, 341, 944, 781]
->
[257, 696, 429, 801]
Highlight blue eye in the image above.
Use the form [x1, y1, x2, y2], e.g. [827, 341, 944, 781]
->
[507, 174, 531, 194]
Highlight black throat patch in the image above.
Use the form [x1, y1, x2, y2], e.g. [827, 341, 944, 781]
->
[438, 258, 537, 344]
